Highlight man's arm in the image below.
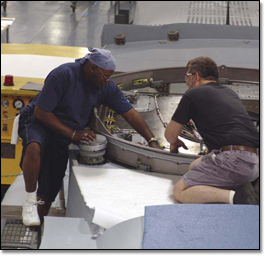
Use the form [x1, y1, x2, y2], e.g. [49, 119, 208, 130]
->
[165, 120, 188, 153]
[34, 105, 96, 142]
[121, 108, 161, 149]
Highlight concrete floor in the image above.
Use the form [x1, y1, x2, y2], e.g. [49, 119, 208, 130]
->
[1, 1, 259, 47]
[1, 1, 115, 47]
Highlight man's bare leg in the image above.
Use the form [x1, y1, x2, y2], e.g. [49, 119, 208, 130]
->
[22, 142, 41, 192]
[37, 196, 52, 225]
[22, 142, 45, 227]
[22, 142, 53, 227]
[173, 179, 230, 204]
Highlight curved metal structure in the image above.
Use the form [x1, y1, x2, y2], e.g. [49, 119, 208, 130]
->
[88, 66, 259, 175]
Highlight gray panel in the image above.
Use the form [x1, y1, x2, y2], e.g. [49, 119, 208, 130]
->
[101, 23, 259, 46]
[97, 217, 144, 249]
[39, 216, 97, 249]
[106, 38, 259, 72]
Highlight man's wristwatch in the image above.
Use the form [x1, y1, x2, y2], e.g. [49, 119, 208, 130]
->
[148, 137, 158, 143]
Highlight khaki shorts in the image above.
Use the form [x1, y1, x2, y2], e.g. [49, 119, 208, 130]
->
[183, 150, 259, 189]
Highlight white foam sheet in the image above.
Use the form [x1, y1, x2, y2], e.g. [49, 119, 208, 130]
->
[1, 54, 75, 79]
[73, 166, 181, 229]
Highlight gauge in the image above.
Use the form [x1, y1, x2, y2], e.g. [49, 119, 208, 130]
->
[13, 99, 25, 110]
[2, 99, 10, 108]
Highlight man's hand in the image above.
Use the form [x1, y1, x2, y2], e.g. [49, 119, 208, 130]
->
[170, 139, 188, 153]
[122, 108, 161, 148]
[148, 141, 163, 149]
[72, 130, 97, 142]
[34, 105, 97, 143]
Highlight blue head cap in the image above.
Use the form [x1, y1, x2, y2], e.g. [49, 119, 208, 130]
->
[80, 47, 116, 70]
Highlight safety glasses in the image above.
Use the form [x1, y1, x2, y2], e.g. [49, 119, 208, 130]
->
[184, 73, 195, 82]
[97, 67, 112, 80]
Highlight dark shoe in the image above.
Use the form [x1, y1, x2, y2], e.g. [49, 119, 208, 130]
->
[251, 177, 260, 204]
[233, 182, 258, 205]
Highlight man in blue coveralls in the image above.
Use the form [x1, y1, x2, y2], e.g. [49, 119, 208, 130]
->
[19, 48, 161, 227]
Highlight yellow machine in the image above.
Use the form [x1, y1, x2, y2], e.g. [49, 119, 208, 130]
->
[1, 43, 88, 185]
[1, 77, 40, 184]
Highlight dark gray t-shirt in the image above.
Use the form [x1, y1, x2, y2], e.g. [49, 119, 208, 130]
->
[172, 82, 259, 152]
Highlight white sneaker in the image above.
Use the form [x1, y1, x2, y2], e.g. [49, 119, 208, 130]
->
[22, 199, 44, 226]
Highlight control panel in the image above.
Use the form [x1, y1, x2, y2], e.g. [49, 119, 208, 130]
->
[1, 75, 42, 185]
[1, 94, 34, 138]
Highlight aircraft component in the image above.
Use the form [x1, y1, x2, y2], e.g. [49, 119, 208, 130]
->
[86, 66, 259, 175]
[78, 135, 108, 165]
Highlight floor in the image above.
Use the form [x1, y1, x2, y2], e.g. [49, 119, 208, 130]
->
[1, 1, 116, 47]
[1, 1, 259, 47]
[134, 1, 259, 26]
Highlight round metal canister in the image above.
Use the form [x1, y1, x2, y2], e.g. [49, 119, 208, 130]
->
[78, 134, 107, 165]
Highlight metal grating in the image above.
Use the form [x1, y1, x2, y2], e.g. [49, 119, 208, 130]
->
[1, 219, 39, 249]
[187, 1, 254, 26]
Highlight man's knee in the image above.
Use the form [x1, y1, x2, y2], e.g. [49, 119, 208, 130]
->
[25, 142, 41, 160]
[173, 179, 189, 203]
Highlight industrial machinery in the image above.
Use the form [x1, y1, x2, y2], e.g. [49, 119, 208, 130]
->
[85, 66, 259, 175]
[1, 76, 40, 185]
[78, 135, 108, 165]
[1, 1, 259, 248]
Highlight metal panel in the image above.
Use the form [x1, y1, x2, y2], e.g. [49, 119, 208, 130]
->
[1, 219, 39, 249]
[101, 23, 259, 46]
[87, 67, 259, 174]
[97, 217, 144, 249]
[106, 139, 195, 175]
[39, 217, 97, 249]
[111, 66, 259, 88]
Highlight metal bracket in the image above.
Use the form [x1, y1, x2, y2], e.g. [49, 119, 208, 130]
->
[136, 159, 151, 172]
[91, 226, 105, 239]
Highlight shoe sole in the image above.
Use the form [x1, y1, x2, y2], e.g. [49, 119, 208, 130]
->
[22, 212, 41, 226]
